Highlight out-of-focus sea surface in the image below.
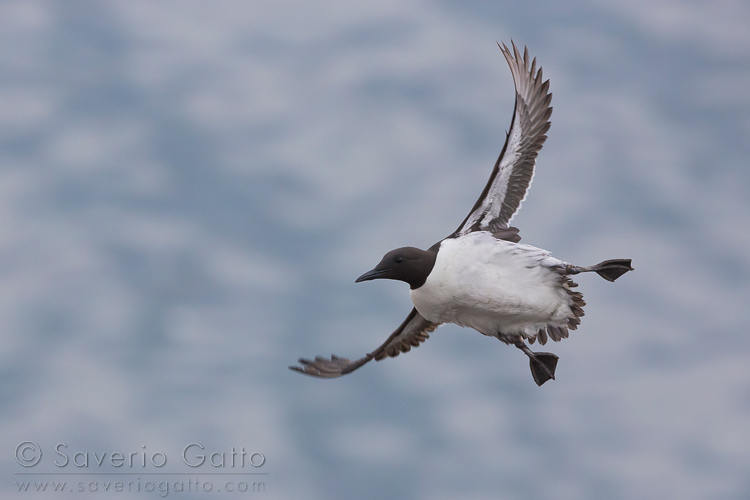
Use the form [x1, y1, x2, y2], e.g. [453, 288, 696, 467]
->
[2, 1, 749, 499]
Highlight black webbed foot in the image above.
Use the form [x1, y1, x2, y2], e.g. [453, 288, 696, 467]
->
[591, 259, 634, 282]
[515, 341, 559, 386]
[566, 259, 634, 282]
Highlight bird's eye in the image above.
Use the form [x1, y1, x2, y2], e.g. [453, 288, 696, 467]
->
[394, 257, 404, 264]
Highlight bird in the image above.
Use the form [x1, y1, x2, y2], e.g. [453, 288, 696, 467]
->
[290, 41, 633, 386]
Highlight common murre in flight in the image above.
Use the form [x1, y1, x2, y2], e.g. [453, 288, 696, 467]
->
[290, 41, 633, 386]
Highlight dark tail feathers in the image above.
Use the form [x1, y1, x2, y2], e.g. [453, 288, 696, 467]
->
[590, 259, 633, 282]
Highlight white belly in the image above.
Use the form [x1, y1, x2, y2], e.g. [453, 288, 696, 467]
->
[410, 232, 572, 339]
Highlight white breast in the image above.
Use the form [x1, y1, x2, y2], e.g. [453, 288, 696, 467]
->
[410, 232, 572, 338]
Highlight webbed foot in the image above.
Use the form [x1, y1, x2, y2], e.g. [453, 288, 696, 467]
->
[515, 341, 559, 386]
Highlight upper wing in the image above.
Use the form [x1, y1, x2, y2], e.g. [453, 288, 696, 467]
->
[454, 41, 553, 237]
[289, 308, 438, 378]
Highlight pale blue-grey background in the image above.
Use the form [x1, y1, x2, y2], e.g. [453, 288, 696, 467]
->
[2, 1, 749, 499]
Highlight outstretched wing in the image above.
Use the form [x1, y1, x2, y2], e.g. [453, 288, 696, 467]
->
[454, 41, 553, 237]
[290, 308, 438, 378]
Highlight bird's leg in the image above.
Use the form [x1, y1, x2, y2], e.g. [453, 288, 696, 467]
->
[514, 341, 558, 386]
[565, 259, 633, 282]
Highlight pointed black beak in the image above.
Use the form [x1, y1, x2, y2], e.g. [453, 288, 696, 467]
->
[355, 268, 391, 283]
